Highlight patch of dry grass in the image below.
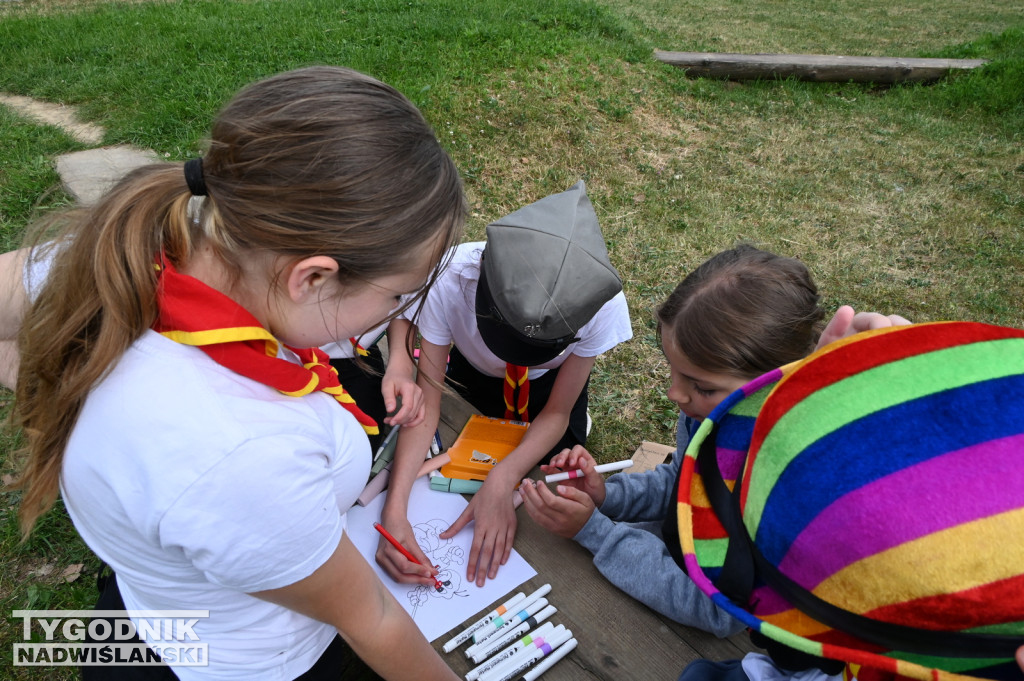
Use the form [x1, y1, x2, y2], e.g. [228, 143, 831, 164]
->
[437, 45, 1022, 452]
[612, 0, 1024, 55]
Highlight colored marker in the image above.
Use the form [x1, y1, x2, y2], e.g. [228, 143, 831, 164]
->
[356, 462, 392, 506]
[372, 522, 443, 592]
[442, 591, 527, 653]
[517, 638, 577, 681]
[470, 604, 558, 664]
[431, 476, 484, 494]
[467, 598, 549, 657]
[372, 423, 401, 464]
[471, 584, 551, 645]
[478, 629, 572, 681]
[466, 623, 556, 681]
[476, 627, 567, 681]
[370, 436, 398, 476]
[543, 458, 633, 483]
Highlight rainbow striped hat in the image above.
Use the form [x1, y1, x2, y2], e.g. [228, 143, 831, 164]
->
[676, 322, 1024, 681]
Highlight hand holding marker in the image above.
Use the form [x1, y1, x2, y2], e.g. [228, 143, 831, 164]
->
[543, 458, 632, 483]
[372, 522, 443, 592]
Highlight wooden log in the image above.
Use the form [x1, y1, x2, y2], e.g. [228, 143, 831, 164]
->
[653, 50, 988, 84]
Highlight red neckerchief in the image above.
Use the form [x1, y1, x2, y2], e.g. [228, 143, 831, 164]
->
[503, 363, 529, 422]
[152, 259, 378, 435]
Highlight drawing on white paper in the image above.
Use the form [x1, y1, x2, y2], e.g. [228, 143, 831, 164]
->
[406, 519, 469, 617]
[346, 476, 537, 642]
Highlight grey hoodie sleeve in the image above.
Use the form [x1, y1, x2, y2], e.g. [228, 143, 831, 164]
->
[598, 412, 696, 522]
[573, 506, 744, 637]
[571, 414, 744, 637]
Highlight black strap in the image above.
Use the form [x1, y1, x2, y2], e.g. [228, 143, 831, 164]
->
[697, 421, 1024, 658]
[697, 427, 756, 605]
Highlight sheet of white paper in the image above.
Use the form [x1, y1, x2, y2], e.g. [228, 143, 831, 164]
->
[346, 477, 538, 642]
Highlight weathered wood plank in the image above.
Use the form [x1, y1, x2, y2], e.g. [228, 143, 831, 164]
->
[653, 50, 988, 83]
[436, 515, 758, 680]
[438, 388, 479, 448]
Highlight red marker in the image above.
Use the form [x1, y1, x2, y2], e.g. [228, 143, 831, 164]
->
[373, 522, 444, 591]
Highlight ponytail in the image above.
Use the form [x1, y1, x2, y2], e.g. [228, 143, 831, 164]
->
[12, 66, 465, 537]
[13, 164, 198, 537]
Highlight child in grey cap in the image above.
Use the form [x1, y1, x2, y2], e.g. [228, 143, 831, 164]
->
[377, 181, 633, 588]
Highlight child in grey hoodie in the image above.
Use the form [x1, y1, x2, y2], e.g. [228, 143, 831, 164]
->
[519, 245, 828, 637]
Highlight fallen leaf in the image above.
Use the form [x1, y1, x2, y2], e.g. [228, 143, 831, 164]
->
[62, 564, 84, 583]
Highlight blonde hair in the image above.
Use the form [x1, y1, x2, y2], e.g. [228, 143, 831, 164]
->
[13, 66, 465, 537]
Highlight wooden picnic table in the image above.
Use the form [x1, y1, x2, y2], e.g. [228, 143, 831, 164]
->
[431, 392, 760, 680]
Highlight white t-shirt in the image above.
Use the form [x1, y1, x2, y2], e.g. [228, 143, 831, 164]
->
[320, 292, 415, 359]
[60, 331, 371, 680]
[409, 242, 632, 378]
[319, 322, 388, 359]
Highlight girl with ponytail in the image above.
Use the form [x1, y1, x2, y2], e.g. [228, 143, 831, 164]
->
[5, 66, 465, 681]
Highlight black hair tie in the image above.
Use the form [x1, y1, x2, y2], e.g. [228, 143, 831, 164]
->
[184, 158, 208, 197]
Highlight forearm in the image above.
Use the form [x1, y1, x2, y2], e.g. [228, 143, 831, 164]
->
[384, 319, 416, 380]
[343, 579, 457, 681]
[0, 340, 18, 390]
[382, 339, 446, 521]
[600, 458, 682, 522]
[493, 408, 570, 486]
[383, 393, 439, 520]
[0, 248, 29, 340]
[576, 512, 744, 637]
[254, 536, 458, 681]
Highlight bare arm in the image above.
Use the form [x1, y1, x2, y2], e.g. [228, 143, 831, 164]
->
[377, 338, 450, 585]
[253, 533, 458, 681]
[381, 319, 424, 427]
[0, 248, 31, 389]
[442, 353, 596, 586]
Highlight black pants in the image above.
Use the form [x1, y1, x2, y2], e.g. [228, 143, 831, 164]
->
[83, 571, 379, 680]
[446, 347, 590, 463]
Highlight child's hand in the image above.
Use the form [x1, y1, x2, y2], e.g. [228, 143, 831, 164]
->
[381, 371, 424, 428]
[440, 475, 518, 587]
[539, 445, 606, 506]
[520, 478, 596, 538]
[817, 305, 911, 351]
[374, 514, 439, 587]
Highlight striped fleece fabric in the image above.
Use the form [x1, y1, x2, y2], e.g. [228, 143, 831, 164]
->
[676, 322, 1024, 681]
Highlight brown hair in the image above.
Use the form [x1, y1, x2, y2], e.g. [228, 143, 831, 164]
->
[657, 245, 824, 380]
[13, 66, 465, 537]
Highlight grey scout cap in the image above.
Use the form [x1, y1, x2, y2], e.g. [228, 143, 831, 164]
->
[477, 180, 622, 363]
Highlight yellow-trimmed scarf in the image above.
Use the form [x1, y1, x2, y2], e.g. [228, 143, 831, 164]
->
[153, 259, 378, 435]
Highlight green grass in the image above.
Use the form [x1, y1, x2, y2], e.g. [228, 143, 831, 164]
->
[1, 0, 1022, 676]
[0, 107, 79, 246]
